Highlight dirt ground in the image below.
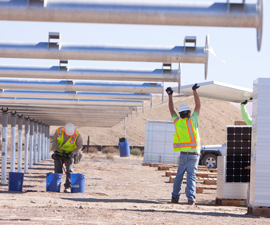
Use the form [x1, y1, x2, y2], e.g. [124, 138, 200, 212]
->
[0, 153, 269, 225]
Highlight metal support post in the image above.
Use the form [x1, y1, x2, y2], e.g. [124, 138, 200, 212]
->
[38, 121, 42, 162]
[24, 117, 29, 173]
[29, 119, 34, 168]
[44, 124, 47, 159]
[1, 108, 8, 184]
[42, 123, 45, 160]
[47, 125, 50, 159]
[17, 114, 23, 172]
[33, 120, 38, 164]
[10, 111, 17, 173]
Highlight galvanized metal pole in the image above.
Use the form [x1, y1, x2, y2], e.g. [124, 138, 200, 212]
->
[44, 124, 47, 159]
[38, 122, 42, 162]
[47, 125, 50, 159]
[41, 123, 44, 161]
[42, 123, 46, 160]
[1, 108, 8, 184]
[29, 119, 34, 168]
[0, 66, 181, 83]
[33, 120, 38, 164]
[17, 114, 23, 172]
[10, 111, 17, 173]
[0, 0, 263, 50]
[24, 117, 29, 173]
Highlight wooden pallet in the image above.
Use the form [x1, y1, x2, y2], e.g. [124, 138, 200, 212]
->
[247, 206, 270, 217]
[143, 163, 151, 166]
[203, 179, 217, 185]
[150, 163, 163, 167]
[158, 165, 176, 171]
[216, 198, 246, 207]
[196, 186, 217, 193]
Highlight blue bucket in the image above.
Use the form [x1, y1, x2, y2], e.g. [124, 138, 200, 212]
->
[118, 138, 130, 157]
[71, 173, 85, 193]
[9, 172, 24, 192]
[46, 173, 62, 192]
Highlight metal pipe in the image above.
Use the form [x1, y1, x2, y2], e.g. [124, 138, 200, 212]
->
[33, 120, 38, 164]
[29, 119, 34, 168]
[0, 36, 209, 78]
[10, 111, 16, 173]
[0, 90, 152, 101]
[0, 79, 163, 94]
[6, 105, 136, 114]
[0, 65, 180, 82]
[1, 108, 8, 184]
[17, 114, 23, 172]
[41, 124, 44, 161]
[42, 124, 45, 161]
[24, 117, 29, 173]
[0, 0, 263, 51]
[46, 125, 50, 159]
[0, 98, 144, 108]
[38, 122, 42, 162]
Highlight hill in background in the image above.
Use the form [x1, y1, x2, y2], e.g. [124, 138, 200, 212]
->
[50, 95, 243, 146]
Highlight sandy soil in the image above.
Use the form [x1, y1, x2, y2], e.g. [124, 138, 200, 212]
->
[0, 153, 269, 225]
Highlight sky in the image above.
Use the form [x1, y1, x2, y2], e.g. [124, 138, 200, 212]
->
[0, 0, 268, 90]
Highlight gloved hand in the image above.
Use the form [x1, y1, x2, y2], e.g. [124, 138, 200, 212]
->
[51, 152, 63, 160]
[241, 100, 248, 105]
[166, 87, 173, 95]
[64, 152, 73, 159]
[192, 83, 200, 91]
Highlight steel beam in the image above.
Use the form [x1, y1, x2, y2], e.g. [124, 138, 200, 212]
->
[1, 108, 8, 184]
[0, 36, 209, 78]
[0, 90, 152, 101]
[0, 79, 163, 94]
[0, 65, 180, 82]
[0, 0, 263, 50]
[33, 120, 38, 164]
[17, 114, 23, 172]
[38, 122, 42, 162]
[24, 117, 29, 173]
[29, 119, 34, 168]
[0, 98, 144, 108]
[10, 111, 16, 173]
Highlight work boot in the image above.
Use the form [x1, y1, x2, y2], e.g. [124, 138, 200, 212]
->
[171, 197, 179, 204]
[188, 200, 195, 206]
[64, 187, 71, 193]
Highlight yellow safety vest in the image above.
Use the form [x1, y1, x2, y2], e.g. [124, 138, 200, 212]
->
[56, 127, 79, 153]
[173, 116, 201, 152]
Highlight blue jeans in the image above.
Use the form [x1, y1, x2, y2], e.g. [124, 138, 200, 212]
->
[172, 153, 200, 202]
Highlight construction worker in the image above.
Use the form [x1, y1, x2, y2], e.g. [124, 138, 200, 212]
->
[241, 99, 252, 125]
[166, 83, 201, 205]
[51, 123, 83, 193]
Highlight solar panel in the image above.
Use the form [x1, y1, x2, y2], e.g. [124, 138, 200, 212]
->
[172, 81, 253, 103]
[226, 126, 251, 183]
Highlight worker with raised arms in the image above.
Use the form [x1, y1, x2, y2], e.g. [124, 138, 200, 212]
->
[166, 84, 201, 205]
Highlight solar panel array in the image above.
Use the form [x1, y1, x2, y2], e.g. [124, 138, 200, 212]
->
[226, 126, 251, 183]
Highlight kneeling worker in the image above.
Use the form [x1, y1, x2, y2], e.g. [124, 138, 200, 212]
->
[51, 123, 83, 193]
[166, 84, 201, 205]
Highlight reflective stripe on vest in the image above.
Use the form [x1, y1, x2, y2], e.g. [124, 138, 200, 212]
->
[173, 117, 200, 151]
[56, 127, 79, 153]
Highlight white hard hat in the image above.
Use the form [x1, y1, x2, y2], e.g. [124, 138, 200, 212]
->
[178, 104, 191, 113]
[64, 123, 75, 136]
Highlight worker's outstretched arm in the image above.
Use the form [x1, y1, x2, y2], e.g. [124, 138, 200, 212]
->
[241, 100, 252, 125]
[192, 84, 201, 116]
[166, 87, 177, 117]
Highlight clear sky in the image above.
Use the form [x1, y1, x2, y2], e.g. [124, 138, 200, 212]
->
[0, 0, 268, 90]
